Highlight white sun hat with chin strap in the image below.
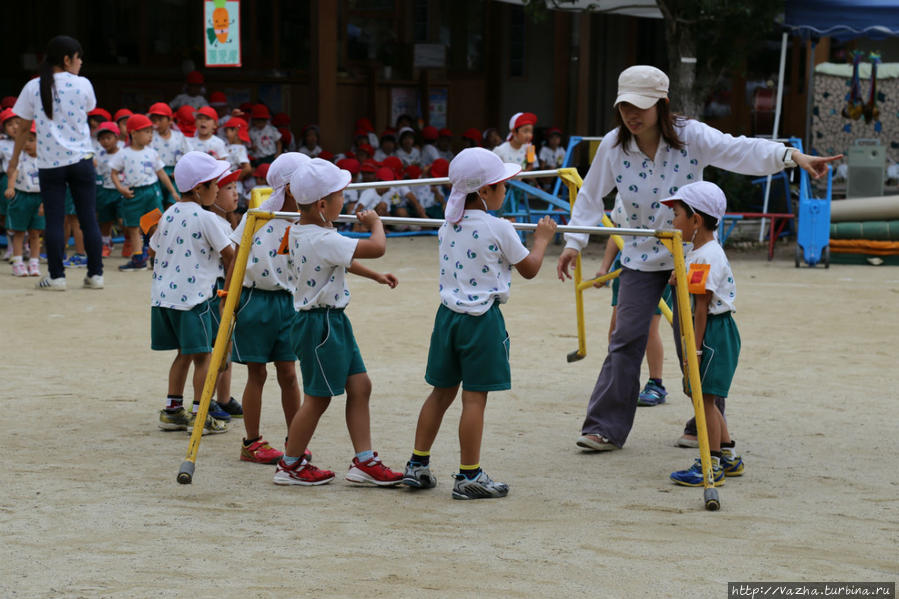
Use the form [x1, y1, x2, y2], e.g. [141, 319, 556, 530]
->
[260, 152, 310, 211]
[445, 147, 521, 223]
[661, 181, 727, 220]
[173, 151, 230, 193]
[288, 158, 352, 205]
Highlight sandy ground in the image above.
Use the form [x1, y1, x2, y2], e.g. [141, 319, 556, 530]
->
[1, 236, 898, 598]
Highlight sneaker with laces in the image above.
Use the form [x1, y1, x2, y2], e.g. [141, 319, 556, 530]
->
[273, 459, 335, 486]
[35, 276, 66, 290]
[345, 453, 403, 486]
[118, 256, 147, 271]
[63, 254, 88, 268]
[721, 448, 744, 477]
[241, 438, 284, 464]
[637, 380, 668, 406]
[206, 401, 232, 422]
[185, 411, 229, 435]
[670, 458, 725, 487]
[217, 397, 244, 418]
[83, 274, 104, 289]
[12, 261, 28, 277]
[27, 259, 40, 276]
[452, 470, 509, 500]
[402, 461, 438, 489]
[158, 407, 192, 431]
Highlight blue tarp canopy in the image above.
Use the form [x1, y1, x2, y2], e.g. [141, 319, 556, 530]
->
[784, 0, 899, 40]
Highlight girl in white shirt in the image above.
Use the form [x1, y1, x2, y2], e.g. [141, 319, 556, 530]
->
[492, 112, 537, 171]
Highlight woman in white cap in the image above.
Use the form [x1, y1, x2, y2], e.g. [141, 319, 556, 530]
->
[401, 147, 557, 500]
[557, 65, 841, 452]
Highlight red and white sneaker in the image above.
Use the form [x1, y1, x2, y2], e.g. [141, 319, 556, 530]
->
[27, 259, 40, 276]
[345, 452, 403, 486]
[101, 244, 111, 258]
[273, 459, 335, 486]
[240, 438, 284, 464]
[11, 261, 27, 277]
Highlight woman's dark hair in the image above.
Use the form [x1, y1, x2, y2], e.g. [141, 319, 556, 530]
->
[464, 184, 499, 207]
[677, 199, 718, 230]
[615, 98, 686, 154]
[40, 35, 83, 119]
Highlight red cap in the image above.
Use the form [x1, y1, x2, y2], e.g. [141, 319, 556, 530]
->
[301, 123, 319, 135]
[355, 117, 374, 133]
[546, 126, 562, 136]
[114, 108, 134, 122]
[375, 167, 395, 182]
[186, 70, 204, 85]
[511, 112, 537, 130]
[429, 158, 449, 178]
[438, 128, 452, 138]
[0, 108, 18, 125]
[88, 108, 112, 121]
[29, 121, 37, 134]
[195, 106, 218, 122]
[381, 155, 403, 175]
[148, 103, 173, 118]
[319, 150, 334, 161]
[175, 105, 196, 136]
[360, 159, 379, 173]
[357, 143, 374, 156]
[223, 117, 250, 142]
[209, 91, 227, 105]
[354, 129, 369, 140]
[1, 96, 16, 109]
[404, 164, 422, 179]
[253, 163, 270, 178]
[422, 126, 439, 141]
[462, 128, 481, 144]
[272, 112, 291, 127]
[251, 104, 271, 120]
[218, 170, 241, 186]
[126, 114, 153, 133]
[96, 121, 120, 137]
[337, 158, 360, 175]
[344, 150, 357, 159]
[238, 102, 253, 114]
[380, 128, 396, 140]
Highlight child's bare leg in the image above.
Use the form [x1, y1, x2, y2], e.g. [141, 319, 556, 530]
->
[408, 198, 427, 219]
[242, 362, 267, 439]
[285, 394, 330, 458]
[191, 353, 212, 406]
[702, 393, 721, 453]
[274, 360, 301, 429]
[413, 385, 459, 452]
[459, 390, 488, 466]
[215, 361, 232, 406]
[127, 227, 142, 257]
[28, 230, 41, 259]
[100, 221, 113, 238]
[12, 231, 25, 256]
[646, 314, 663, 380]
[344, 372, 372, 454]
[168, 351, 193, 397]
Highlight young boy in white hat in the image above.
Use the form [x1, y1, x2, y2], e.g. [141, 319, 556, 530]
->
[274, 158, 404, 487]
[661, 181, 743, 487]
[151, 151, 235, 435]
[402, 147, 557, 500]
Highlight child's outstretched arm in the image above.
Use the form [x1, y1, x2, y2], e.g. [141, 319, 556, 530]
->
[156, 169, 180, 202]
[347, 260, 398, 288]
[514, 215, 557, 279]
[352, 209, 386, 259]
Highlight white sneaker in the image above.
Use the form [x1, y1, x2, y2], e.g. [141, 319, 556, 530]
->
[12, 261, 27, 277]
[35, 276, 66, 291]
[27, 259, 40, 277]
[83, 274, 104, 289]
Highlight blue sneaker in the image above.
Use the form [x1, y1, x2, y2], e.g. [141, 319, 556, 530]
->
[206, 401, 232, 423]
[63, 254, 88, 268]
[721, 449, 744, 477]
[637, 380, 667, 406]
[670, 458, 725, 487]
[118, 256, 147, 271]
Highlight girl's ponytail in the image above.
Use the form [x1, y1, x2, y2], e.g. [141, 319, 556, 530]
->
[39, 35, 84, 119]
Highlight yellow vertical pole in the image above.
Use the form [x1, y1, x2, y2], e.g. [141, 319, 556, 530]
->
[177, 211, 269, 483]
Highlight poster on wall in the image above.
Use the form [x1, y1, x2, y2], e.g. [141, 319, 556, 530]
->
[391, 88, 420, 127]
[205, 0, 241, 68]
[428, 88, 448, 129]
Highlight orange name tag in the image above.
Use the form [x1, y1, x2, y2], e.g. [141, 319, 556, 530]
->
[140, 208, 162, 235]
[277, 227, 291, 255]
[687, 263, 710, 294]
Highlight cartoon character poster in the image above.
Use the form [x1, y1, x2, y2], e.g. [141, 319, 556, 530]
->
[204, 0, 241, 68]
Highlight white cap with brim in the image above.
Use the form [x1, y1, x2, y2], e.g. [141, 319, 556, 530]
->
[260, 152, 310, 211]
[445, 147, 521, 223]
[289, 157, 352, 205]
[661, 181, 727, 220]
[174, 151, 230, 193]
[614, 65, 669, 110]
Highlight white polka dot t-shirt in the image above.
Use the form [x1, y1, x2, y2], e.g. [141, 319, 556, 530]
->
[151, 130, 191, 168]
[108, 147, 163, 187]
[249, 124, 281, 157]
[94, 147, 121, 189]
[438, 210, 530, 315]
[687, 240, 736, 315]
[231, 215, 296, 293]
[13, 151, 41, 192]
[188, 135, 227, 160]
[12, 72, 96, 169]
[288, 224, 358, 310]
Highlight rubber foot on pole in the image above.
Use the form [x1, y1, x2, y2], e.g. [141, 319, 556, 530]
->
[704, 487, 720, 511]
[567, 350, 585, 363]
[177, 461, 195, 485]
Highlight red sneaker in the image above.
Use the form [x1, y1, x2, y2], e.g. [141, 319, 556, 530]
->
[240, 438, 284, 464]
[122, 239, 132, 258]
[273, 459, 335, 486]
[345, 452, 403, 486]
[101, 244, 111, 258]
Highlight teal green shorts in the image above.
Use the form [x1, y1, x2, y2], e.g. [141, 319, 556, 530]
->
[232, 287, 298, 364]
[611, 257, 672, 315]
[121, 183, 162, 228]
[424, 204, 444, 219]
[294, 307, 365, 397]
[151, 302, 215, 355]
[7, 191, 45, 231]
[64, 187, 76, 215]
[208, 278, 226, 338]
[160, 166, 177, 206]
[0, 174, 8, 215]
[695, 312, 741, 398]
[425, 303, 511, 392]
[96, 187, 122, 223]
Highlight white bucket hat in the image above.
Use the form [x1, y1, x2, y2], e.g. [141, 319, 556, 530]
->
[661, 181, 727, 220]
[288, 158, 352, 205]
[173, 151, 230, 193]
[615, 65, 669, 110]
[445, 147, 521, 223]
[260, 152, 310, 211]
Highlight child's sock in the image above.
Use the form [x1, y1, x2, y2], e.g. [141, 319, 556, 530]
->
[721, 440, 735, 449]
[409, 449, 430, 467]
[282, 455, 301, 466]
[355, 449, 374, 463]
[710, 451, 722, 463]
[243, 436, 261, 447]
[650, 377, 664, 388]
[459, 464, 481, 480]
[191, 401, 199, 414]
[165, 394, 183, 411]
[12, 255, 23, 264]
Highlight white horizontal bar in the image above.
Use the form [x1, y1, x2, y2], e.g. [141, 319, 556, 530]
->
[346, 169, 565, 190]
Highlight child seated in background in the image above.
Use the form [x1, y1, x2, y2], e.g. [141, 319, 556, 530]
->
[395, 127, 421, 166]
[421, 126, 440, 164]
[435, 129, 454, 161]
[414, 162, 446, 219]
[249, 105, 282, 165]
[539, 127, 566, 170]
[373, 130, 396, 162]
[298, 124, 322, 158]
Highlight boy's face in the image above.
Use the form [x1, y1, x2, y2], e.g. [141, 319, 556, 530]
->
[252, 118, 266, 130]
[304, 130, 318, 147]
[215, 182, 239, 212]
[196, 181, 219, 206]
[548, 134, 561, 148]
[513, 124, 533, 145]
[322, 190, 344, 221]
[400, 135, 414, 151]
[98, 131, 118, 152]
[224, 127, 239, 144]
[131, 127, 153, 147]
[482, 180, 506, 211]
[3, 118, 20, 138]
[150, 115, 171, 132]
[381, 139, 395, 153]
[24, 133, 37, 155]
[195, 114, 215, 136]
[670, 201, 698, 238]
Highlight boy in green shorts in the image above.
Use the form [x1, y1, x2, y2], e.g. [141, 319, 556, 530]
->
[662, 181, 744, 487]
[402, 148, 557, 500]
[110, 113, 179, 271]
[4, 122, 44, 277]
[93, 121, 123, 257]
